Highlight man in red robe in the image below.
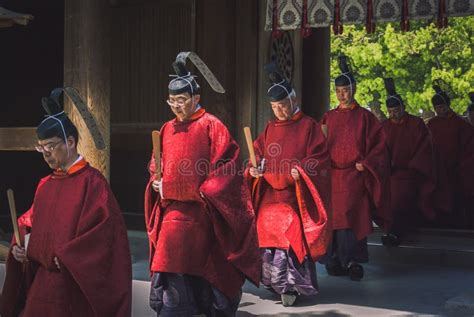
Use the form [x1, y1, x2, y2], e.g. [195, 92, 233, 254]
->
[247, 63, 331, 306]
[0, 89, 132, 317]
[381, 78, 436, 245]
[428, 86, 474, 229]
[321, 56, 391, 281]
[144, 52, 261, 316]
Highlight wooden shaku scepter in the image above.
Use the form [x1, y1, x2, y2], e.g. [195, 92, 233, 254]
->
[243, 127, 257, 168]
[151, 131, 161, 181]
[7, 189, 21, 247]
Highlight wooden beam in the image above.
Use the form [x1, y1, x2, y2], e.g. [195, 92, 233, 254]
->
[0, 19, 14, 28]
[0, 128, 36, 151]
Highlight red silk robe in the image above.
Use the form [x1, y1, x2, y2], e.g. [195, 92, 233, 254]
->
[0, 161, 132, 317]
[248, 112, 332, 264]
[144, 109, 261, 299]
[322, 103, 391, 240]
[382, 114, 436, 222]
[428, 112, 474, 226]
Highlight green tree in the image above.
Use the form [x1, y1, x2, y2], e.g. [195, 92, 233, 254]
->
[330, 17, 474, 115]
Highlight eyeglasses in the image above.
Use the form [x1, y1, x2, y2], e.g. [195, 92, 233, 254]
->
[271, 101, 292, 110]
[35, 140, 64, 153]
[166, 97, 191, 108]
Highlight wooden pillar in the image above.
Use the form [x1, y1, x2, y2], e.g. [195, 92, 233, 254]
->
[302, 27, 331, 120]
[235, 0, 258, 148]
[196, 0, 235, 132]
[256, 1, 273, 134]
[64, 0, 111, 178]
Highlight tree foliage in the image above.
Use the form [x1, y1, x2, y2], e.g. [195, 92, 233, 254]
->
[330, 17, 474, 115]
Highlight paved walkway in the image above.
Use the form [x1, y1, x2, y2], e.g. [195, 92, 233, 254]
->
[1, 231, 473, 316]
[128, 231, 474, 316]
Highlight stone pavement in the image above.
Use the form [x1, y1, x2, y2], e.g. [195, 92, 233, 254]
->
[127, 231, 474, 317]
[1, 231, 473, 316]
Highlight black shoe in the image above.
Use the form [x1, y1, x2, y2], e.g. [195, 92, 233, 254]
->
[325, 263, 349, 276]
[348, 262, 364, 281]
[281, 291, 298, 307]
[381, 233, 401, 246]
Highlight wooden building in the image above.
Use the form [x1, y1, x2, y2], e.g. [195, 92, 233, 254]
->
[0, 0, 330, 227]
[2, 0, 471, 228]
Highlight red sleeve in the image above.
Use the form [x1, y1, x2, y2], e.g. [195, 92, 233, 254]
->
[458, 119, 474, 199]
[55, 176, 132, 317]
[144, 123, 166, 270]
[200, 118, 261, 286]
[408, 118, 436, 219]
[300, 118, 332, 210]
[360, 112, 392, 231]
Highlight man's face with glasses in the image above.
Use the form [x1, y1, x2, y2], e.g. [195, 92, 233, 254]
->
[36, 136, 70, 170]
[167, 93, 200, 121]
